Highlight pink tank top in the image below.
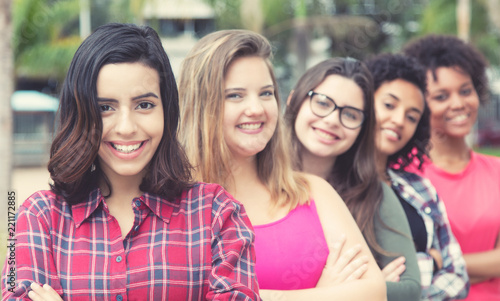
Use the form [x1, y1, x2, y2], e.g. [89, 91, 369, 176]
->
[253, 200, 329, 290]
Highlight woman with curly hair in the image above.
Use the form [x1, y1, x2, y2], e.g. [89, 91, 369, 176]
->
[366, 53, 469, 300]
[404, 34, 500, 301]
[285, 57, 421, 301]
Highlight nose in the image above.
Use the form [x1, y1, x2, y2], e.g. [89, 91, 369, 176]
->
[450, 93, 466, 110]
[245, 95, 265, 116]
[322, 108, 342, 127]
[390, 109, 405, 127]
[115, 109, 137, 136]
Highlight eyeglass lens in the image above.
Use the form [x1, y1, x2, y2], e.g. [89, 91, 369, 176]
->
[309, 92, 364, 129]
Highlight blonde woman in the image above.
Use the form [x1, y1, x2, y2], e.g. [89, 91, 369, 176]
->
[178, 29, 386, 300]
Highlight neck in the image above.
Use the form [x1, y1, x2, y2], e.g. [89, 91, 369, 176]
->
[100, 172, 144, 204]
[300, 150, 335, 181]
[429, 130, 470, 162]
[226, 155, 262, 198]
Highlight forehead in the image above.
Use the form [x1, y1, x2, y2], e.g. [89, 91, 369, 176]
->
[427, 66, 472, 89]
[314, 74, 364, 108]
[376, 79, 425, 111]
[97, 63, 160, 96]
[224, 56, 273, 86]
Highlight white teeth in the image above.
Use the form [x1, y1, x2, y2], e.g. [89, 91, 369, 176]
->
[315, 129, 335, 140]
[238, 123, 262, 130]
[384, 129, 399, 139]
[112, 142, 142, 153]
[450, 114, 467, 122]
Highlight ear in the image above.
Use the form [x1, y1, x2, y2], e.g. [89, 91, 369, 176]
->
[286, 90, 294, 106]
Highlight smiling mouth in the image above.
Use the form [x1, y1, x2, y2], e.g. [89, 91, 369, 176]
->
[111, 142, 144, 153]
[447, 114, 468, 122]
[383, 129, 400, 140]
[314, 128, 338, 140]
[238, 123, 263, 130]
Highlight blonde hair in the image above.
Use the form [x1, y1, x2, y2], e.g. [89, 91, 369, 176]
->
[178, 29, 309, 208]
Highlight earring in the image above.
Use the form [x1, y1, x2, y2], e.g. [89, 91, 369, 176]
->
[90, 163, 96, 172]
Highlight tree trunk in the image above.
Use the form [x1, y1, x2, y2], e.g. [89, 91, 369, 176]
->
[485, 0, 500, 31]
[0, 0, 13, 267]
[457, 0, 470, 41]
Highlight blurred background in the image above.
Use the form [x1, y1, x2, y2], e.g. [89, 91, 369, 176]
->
[1, 0, 500, 272]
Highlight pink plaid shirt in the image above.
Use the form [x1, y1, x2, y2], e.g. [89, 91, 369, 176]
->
[2, 183, 260, 300]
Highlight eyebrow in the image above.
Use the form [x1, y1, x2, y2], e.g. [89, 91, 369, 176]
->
[97, 92, 159, 103]
[387, 93, 422, 114]
[387, 93, 400, 101]
[224, 85, 274, 92]
[132, 92, 159, 101]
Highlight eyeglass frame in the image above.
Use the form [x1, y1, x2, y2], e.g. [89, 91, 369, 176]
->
[307, 90, 365, 129]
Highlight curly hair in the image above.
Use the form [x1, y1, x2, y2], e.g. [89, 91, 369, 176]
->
[403, 34, 489, 104]
[366, 53, 430, 170]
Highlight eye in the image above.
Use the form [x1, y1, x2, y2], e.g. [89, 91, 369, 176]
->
[384, 102, 395, 109]
[316, 100, 331, 108]
[342, 108, 362, 121]
[99, 104, 113, 112]
[136, 102, 155, 110]
[460, 88, 472, 96]
[432, 93, 448, 101]
[226, 93, 242, 100]
[261, 90, 274, 98]
[407, 115, 418, 123]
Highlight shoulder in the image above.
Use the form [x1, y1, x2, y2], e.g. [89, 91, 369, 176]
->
[181, 182, 246, 216]
[303, 173, 337, 196]
[379, 182, 403, 213]
[18, 190, 65, 215]
[15, 190, 68, 232]
[302, 173, 344, 207]
[300, 173, 355, 228]
[472, 151, 500, 169]
[390, 169, 425, 183]
[390, 169, 438, 201]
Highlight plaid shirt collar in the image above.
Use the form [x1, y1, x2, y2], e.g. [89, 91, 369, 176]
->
[388, 169, 426, 207]
[71, 188, 175, 227]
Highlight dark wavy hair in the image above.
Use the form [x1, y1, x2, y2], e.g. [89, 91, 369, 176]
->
[285, 58, 389, 260]
[366, 53, 430, 170]
[403, 34, 489, 104]
[49, 23, 192, 204]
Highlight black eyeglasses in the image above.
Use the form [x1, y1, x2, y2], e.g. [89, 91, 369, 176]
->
[308, 91, 365, 129]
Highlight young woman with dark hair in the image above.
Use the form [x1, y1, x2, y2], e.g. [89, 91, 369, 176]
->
[404, 34, 500, 301]
[285, 57, 421, 301]
[178, 30, 386, 300]
[367, 53, 469, 300]
[1, 23, 260, 300]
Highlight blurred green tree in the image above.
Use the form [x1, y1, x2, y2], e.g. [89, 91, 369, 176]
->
[204, 0, 425, 92]
[418, 0, 500, 65]
[13, 0, 81, 81]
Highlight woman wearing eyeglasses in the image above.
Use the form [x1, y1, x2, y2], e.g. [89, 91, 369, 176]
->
[285, 57, 421, 301]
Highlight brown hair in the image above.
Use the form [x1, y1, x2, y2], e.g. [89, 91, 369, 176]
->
[285, 58, 389, 260]
[49, 23, 192, 204]
[178, 29, 309, 209]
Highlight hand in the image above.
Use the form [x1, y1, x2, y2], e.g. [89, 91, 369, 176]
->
[28, 283, 63, 301]
[316, 234, 369, 287]
[428, 248, 443, 270]
[381, 256, 406, 282]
